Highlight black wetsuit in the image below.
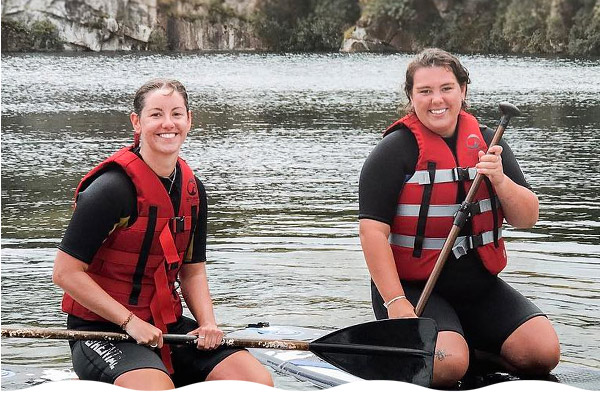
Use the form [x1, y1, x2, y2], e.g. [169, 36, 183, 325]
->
[359, 126, 544, 353]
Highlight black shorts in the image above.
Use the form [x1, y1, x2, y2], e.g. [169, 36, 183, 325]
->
[68, 315, 243, 386]
[371, 254, 545, 354]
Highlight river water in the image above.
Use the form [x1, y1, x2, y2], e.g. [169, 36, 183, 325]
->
[1, 52, 599, 390]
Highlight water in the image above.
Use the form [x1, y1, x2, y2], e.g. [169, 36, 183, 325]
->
[1, 52, 599, 389]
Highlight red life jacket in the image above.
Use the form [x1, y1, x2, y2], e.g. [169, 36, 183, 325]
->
[61, 146, 200, 372]
[384, 111, 506, 281]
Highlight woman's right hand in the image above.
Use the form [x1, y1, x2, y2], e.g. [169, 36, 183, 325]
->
[123, 315, 164, 348]
[387, 298, 418, 319]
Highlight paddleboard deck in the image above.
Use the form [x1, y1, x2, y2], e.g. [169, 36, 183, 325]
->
[229, 323, 600, 391]
[2, 323, 599, 391]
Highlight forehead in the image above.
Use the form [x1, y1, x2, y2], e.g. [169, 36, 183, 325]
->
[412, 66, 458, 87]
[143, 88, 186, 108]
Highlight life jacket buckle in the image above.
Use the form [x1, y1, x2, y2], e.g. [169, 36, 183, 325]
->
[470, 200, 481, 215]
[171, 216, 185, 233]
[452, 236, 469, 258]
[452, 167, 471, 182]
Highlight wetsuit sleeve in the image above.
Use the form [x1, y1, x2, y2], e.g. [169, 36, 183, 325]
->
[58, 168, 137, 264]
[481, 127, 532, 190]
[183, 177, 207, 264]
[358, 129, 419, 226]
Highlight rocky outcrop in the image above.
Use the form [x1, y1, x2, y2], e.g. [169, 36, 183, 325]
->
[341, 0, 600, 56]
[2, 0, 158, 51]
[1, 0, 264, 51]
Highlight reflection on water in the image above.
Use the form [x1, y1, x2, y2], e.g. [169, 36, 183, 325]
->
[1, 53, 599, 387]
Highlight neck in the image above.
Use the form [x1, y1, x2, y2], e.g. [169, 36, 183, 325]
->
[139, 147, 178, 177]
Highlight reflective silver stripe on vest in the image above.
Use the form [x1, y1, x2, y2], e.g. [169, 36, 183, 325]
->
[396, 197, 500, 217]
[389, 228, 502, 258]
[405, 167, 477, 185]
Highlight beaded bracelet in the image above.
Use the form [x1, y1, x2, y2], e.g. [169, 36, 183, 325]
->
[120, 311, 134, 331]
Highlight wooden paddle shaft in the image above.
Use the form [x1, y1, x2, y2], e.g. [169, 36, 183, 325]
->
[414, 108, 516, 317]
[1, 327, 311, 351]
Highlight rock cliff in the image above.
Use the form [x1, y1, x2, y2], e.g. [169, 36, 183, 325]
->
[1, 0, 263, 51]
[2, 0, 598, 55]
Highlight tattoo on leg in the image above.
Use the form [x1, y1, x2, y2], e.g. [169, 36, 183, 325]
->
[435, 349, 450, 361]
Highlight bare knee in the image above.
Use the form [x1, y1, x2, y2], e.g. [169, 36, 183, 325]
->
[114, 368, 174, 390]
[207, 351, 274, 386]
[432, 331, 470, 388]
[501, 317, 560, 375]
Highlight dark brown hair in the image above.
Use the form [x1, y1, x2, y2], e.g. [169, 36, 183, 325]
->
[133, 78, 189, 115]
[403, 48, 471, 113]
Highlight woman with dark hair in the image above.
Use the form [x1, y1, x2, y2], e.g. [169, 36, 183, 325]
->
[53, 78, 273, 390]
[359, 49, 560, 387]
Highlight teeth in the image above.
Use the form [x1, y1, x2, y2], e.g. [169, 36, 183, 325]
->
[430, 109, 447, 115]
[159, 133, 176, 138]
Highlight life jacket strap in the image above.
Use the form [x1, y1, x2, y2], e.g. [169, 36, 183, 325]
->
[452, 229, 503, 258]
[405, 167, 477, 185]
[129, 206, 158, 306]
[389, 228, 503, 256]
[397, 196, 500, 218]
[413, 162, 436, 258]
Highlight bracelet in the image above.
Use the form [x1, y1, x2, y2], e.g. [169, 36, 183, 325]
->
[383, 295, 406, 309]
[120, 311, 134, 331]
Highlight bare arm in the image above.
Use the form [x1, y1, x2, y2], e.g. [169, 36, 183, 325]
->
[359, 219, 416, 318]
[477, 145, 539, 228]
[52, 249, 164, 347]
[179, 262, 223, 349]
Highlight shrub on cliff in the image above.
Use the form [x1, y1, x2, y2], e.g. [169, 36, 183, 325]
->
[1, 19, 34, 51]
[1, 18, 62, 52]
[31, 20, 63, 51]
[568, 0, 600, 55]
[252, 0, 360, 51]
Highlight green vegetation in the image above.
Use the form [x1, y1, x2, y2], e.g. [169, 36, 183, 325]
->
[251, 0, 361, 51]
[362, 0, 600, 56]
[1, 18, 62, 51]
[148, 28, 169, 51]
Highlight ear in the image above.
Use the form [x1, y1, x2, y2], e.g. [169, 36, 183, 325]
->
[130, 112, 141, 134]
[186, 110, 192, 131]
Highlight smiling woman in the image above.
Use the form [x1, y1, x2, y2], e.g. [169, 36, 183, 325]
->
[51, 78, 273, 390]
[358, 48, 560, 388]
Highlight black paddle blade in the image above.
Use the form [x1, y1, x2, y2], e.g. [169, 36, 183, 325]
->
[309, 318, 438, 386]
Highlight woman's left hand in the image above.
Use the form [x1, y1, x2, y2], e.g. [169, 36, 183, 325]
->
[188, 323, 224, 350]
[476, 145, 505, 187]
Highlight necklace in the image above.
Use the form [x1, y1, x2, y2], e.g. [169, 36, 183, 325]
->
[166, 166, 177, 194]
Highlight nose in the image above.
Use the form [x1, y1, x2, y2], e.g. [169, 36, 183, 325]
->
[162, 115, 175, 128]
[431, 90, 444, 103]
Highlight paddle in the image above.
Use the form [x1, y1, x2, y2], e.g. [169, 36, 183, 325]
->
[414, 102, 522, 316]
[2, 318, 437, 385]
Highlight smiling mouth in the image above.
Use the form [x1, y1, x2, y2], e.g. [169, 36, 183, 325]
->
[158, 133, 177, 139]
[429, 108, 448, 115]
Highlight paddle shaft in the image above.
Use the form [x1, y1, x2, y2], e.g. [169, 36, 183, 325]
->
[1, 327, 430, 357]
[1, 327, 311, 350]
[414, 111, 514, 317]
